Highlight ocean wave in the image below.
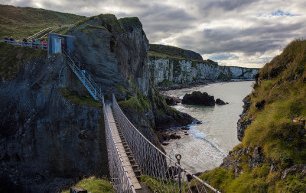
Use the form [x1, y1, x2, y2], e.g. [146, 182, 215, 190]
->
[188, 125, 226, 156]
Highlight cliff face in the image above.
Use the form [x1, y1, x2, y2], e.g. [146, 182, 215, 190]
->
[148, 44, 258, 88]
[69, 15, 149, 98]
[199, 40, 306, 193]
[149, 58, 258, 86]
[0, 12, 194, 192]
[0, 15, 149, 192]
[0, 53, 107, 193]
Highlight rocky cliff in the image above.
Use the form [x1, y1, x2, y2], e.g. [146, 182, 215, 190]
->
[0, 49, 107, 192]
[198, 40, 306, 193]
[0, 11, 195, 192]
[149, 44, 258, 89]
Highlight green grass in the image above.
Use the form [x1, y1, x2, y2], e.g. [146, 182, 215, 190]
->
[149, 44, 203, 61]
[61, 177, 114, 193]
[241, 40, 306, 167]
[201, 40, 306, 193]
[141, 175, 181, 193]
[0, 4, 85, 39]
[148, 51, 203, 63]
[0, 42, 46, 80]
[275, 173, 306, 193]
[199, 168, 235, 191]
[59, 88, 102, 108]
[119, 93, 150, 113]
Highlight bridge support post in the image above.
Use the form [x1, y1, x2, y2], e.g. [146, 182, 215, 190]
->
[175, 154, 182, 193]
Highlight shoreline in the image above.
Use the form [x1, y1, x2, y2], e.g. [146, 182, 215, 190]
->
[159, 80, 254, 173]
[157, 79, 255, 91]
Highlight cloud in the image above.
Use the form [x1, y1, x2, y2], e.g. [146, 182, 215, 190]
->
[207, 53, 239, 61]
[271, 9, 297, 17]
[1, 0, 305, 68]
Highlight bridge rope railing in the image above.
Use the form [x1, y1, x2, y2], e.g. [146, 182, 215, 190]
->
[61, 41, 218, 192]
[62, 49, 135, 192]
[102, 96, 136, 193]
[112, 95, 221, 193]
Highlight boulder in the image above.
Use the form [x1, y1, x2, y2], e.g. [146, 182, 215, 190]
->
[182, 91, 215, 106]
[169, 133, 181, 139]
[215, 98, 229, 105]
[195, 120, 202, 124]
[164, 95, 181, 106]
[162, 142, 170, 146]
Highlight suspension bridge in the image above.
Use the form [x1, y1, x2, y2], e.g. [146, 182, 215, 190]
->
[3, 33, 221, 193]
[63, 50, 220, 193]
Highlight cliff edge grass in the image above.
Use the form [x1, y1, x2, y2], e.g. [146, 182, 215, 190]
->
[0, 4, 85, 39]
[200, 40, 306, 193]
[61, 177, 114, 193]
[0, 42, 46, 80]
[149, 44, 216, 65]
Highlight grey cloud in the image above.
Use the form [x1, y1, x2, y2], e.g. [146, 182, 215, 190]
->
[175, 20, 305, 55]
[1, 0, 306, 67]
[201, 0, 256, 11]
[208, 53, 239, 60]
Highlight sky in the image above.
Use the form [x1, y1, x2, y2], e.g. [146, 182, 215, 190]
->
[2, 0, 306, 68]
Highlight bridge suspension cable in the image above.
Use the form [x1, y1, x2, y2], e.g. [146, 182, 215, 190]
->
[61, 48, 220, 193]
[112, 95, 221, 193]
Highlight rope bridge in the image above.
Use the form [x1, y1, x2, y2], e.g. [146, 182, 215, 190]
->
[1, 34, 219, 192]
[61, 51, 220, 192]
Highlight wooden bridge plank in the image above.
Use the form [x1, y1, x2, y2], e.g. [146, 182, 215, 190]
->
[105, 104, 142, 190]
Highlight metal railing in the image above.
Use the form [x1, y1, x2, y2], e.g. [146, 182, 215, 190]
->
[63, 50, 102, 101]
[112, 95, 220, 193]
[3, 40, 48, 50]
[26, 26, 54, 40]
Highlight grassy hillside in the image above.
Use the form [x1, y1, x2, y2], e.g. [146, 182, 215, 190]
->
[200, 40, 306, 193]
[0, 4, 85, 39]
[149, 44, 204, 62]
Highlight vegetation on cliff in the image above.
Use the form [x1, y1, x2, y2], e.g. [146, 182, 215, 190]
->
[149, 44, 220, 69]
[201, 40, 306, 193]
[0, 4, 84, 39]
[62, 177, 114, 193]
[59, 88, 102, 108]
[0, 42, 46, 80]
[149, 44, 203, 61]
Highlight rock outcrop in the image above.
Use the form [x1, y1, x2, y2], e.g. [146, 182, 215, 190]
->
[69, 15, 149, 98]
[163, 95, 181, 106]
[0, 55, 108, 193]
[0, 13, 197, 193]
[237, 95, 252, 141]
[182, 91, 215, 106]
[215, 98, 228, 105]
[148, 44, 259, 89]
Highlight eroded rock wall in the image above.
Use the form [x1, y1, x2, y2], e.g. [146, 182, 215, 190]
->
[149, 57, 259, 88]
[0, 55, 108, 193]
